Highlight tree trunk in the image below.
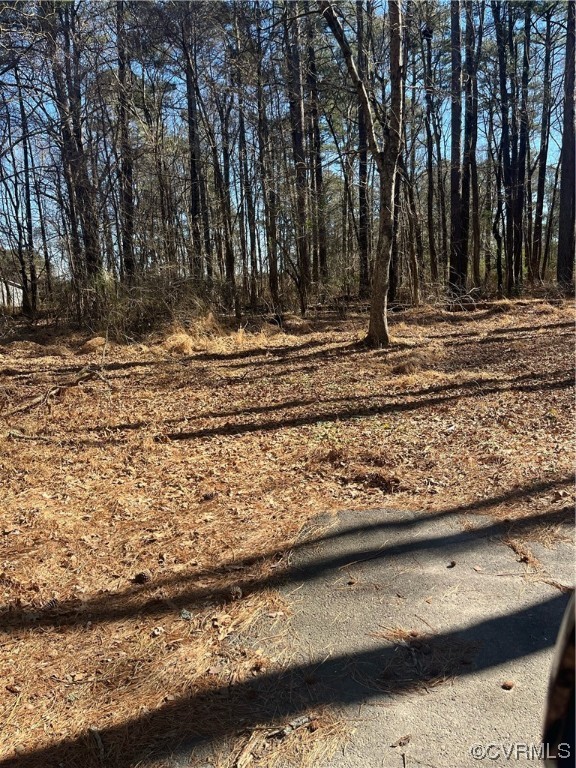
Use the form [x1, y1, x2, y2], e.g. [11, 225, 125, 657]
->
[557, 0, 575, 288]
[305, 8, 328, 288]
[421, 20, 438, 283]
[531, 7, 553, 282]
[198, 85, 239, 316]
[40, 2, 101, 291]
[544, 162, 560, 279]
[488, 104, 504, 294]
[319, 0, 404, 346]
[449, 0, 465, 293]
[14, 66, 37, 314]
[30, 147, 52, 296]
[181, 3, 203, 282]
[513, 2, 531, 286]
[117, 0, 135, 281]
[492, 1, 515, 295]
[62, 4, 100, 279]
[463, 0, 484, 289]
[234, 11, 258, 308]
[357, 0, 371, 298]
[256, 8, 280, 309]
[285, 1, 310, 315]
[389, 169, 401, 304]
[400, 159, 423, 305]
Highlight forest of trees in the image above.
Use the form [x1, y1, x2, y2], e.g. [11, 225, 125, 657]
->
[0, 1, 574, 345]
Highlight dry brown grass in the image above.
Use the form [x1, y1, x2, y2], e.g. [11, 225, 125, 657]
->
[3, 340, 52, 357]
[215, 709, 348, 768]
[161, 314, 230, 356]
[162, 330, 197, 355]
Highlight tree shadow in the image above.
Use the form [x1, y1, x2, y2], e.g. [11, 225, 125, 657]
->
[435, 320, 574, 341]
[2, 488, 572, 634]
[391, 305, 521, 328]
[156, 373, 573, 442]
[71, 367, 572, 440]
[186, 337, 333, 363]
[442, 330, 574, 349]
[2, 471, 573, 767]
[491, 321, 574, 335]
[4, 591, 570, 768]
[0, 358, 164, 379]
[192, 340, 380, 372]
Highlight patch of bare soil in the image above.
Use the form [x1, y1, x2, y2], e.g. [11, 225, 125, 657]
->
[0, 300, 573, 767]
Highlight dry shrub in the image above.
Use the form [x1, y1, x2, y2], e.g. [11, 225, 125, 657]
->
[392, 357, 420, 375]
[78, 336, 107, 355]
[190, 310, 225, 338]
[58, 270, 220, 340]
[485, 299, 514, 314]
[282, 316, 313, 335]
[185, 317, 304, 355]
[250, 330, 272, 346]
[4, 339, 71, 359]
[40, 344, 71, 358]
[230, 326, 284, 348]
[260, 323, 284, 338]
[163, 331, 197, 356]
[161, 313, 227, 355]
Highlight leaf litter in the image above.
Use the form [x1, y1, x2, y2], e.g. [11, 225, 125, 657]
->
[0, 299, 573, 766]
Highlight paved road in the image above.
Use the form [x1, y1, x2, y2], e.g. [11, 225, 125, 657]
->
[173, 507, 573, 768]
[282, 507, 574, 768]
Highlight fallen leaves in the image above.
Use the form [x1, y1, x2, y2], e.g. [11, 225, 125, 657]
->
[0, 300, 573, 764]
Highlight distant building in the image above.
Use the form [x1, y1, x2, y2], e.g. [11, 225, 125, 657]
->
[0, 280, 23, 310]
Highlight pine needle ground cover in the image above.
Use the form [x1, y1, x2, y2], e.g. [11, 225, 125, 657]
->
[0, 299, 573, 766]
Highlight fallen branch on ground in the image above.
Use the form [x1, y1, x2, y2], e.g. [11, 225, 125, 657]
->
[4, 365, 112, 416]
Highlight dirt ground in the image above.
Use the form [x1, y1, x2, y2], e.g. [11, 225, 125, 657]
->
[0, 299, 574, 767]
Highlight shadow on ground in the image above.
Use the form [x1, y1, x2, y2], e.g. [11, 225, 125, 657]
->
[1, 478, 572, 633]
[2, 485, 573, 768]
[4, 594, 569, 768]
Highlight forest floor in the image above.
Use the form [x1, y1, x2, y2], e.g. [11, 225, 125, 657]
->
[0, 298, 574, 767]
